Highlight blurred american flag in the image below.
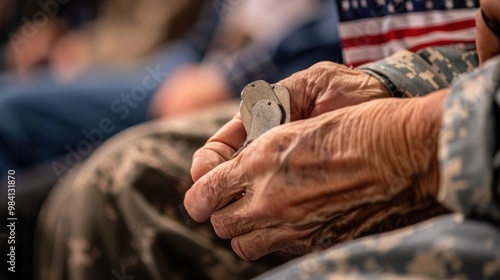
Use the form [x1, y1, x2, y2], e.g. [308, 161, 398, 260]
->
[337, 0, 479, 66]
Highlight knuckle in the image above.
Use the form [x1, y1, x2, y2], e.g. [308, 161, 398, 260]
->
[310, 61, 336, 71]
[202, 173, 221, 207]
[187, 174, 220, 221]
[308, 61, 342, 78]
[231, 238, 256, 261]
[191, 148, 205, 163]
[280, 72, 307, 94]
[191, 149, 220, 181]
[210, 213, 233, 239]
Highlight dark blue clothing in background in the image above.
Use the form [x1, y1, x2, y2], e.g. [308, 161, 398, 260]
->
[0, 1, 342, 174]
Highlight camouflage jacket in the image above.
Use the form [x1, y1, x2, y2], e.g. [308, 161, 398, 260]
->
[361, 45, 500, 223]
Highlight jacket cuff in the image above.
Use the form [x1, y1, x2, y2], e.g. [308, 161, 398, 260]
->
[359, 46, 478, 98]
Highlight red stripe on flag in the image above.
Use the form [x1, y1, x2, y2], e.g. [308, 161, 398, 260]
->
[341, 19, 476, 48]
[347, 39, 476, 67]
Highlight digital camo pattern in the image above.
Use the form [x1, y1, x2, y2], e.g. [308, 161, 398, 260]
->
[360, 45, 478, 97]
[257, 214, 500, 280]
[258, 57, 500, 280]
[35, 102, 293, 280]
[438, 55, 500, 221]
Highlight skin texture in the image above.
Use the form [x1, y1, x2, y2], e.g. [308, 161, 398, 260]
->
[185, 88, 448, 261]
[190, 61, 391, 181]
[184, 61, 451, 260]
[477, 0, 500, 64]
[149, 64, 231, 118]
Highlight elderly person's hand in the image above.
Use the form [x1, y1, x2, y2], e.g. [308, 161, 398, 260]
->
[185, 87, 448, 260]
[477, 0, 500, 64]
[190, 62, 390, 181]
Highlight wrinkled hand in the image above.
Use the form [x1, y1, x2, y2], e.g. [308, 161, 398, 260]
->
[185, 90, 447, 260]
[149, 64, 231, 118]
[190, 61, 390, 181]
[477, 0, 500, 64]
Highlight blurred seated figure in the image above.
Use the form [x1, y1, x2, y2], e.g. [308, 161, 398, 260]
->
[0, 0, 340, 175]
[0, 1, 341, 279]
[0, 0, 100, 74]
[0, 0, 204, 176]
[0, 0, 200, 78]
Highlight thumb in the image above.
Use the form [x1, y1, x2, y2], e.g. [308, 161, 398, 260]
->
[191, 115, 247, 181]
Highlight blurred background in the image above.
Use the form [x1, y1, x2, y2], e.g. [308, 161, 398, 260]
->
[0, 1, 341, 279]
[0, 0, 203, 78]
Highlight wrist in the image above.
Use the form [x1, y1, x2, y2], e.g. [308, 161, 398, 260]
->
[368, 90, 448, 200]
[401, 89, 449, 199]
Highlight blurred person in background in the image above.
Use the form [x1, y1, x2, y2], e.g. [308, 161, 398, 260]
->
[0, 2, 202, 278]
[0, 0, 204, 175]
[0, 1, 341, 279]
[0, 0, 338, 175]
[0, 0, 200, 78]
[0, 0, 100, 74]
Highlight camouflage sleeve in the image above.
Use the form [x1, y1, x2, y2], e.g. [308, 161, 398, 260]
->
[437, 55, 500, 221]
[359, 45, 478, 98]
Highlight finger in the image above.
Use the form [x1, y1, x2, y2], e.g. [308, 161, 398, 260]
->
[277, 69, 313, 121]
[210, 196, 253, 239]
[231, 228, 306, 261]
[210, 194, 277, 239]
[185, 159, 248, 222]
[191, 114, 246, 182]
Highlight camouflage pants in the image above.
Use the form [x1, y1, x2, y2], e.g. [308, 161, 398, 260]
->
[35, 102, 292, 280]
[36, 101, 500, 280]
